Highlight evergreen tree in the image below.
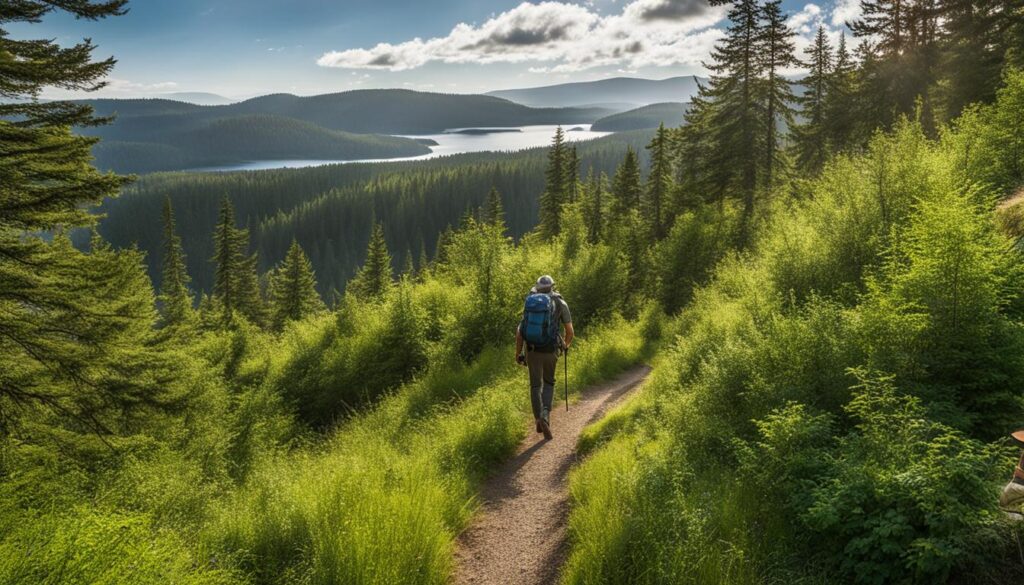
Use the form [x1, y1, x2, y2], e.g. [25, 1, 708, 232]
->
[687, 0, 764, 236]
[643, 124, 674, 239]
[582, 168, 606, 244]
[268, 239, 324, 329]
[402, 247, 415, 278]
[435, 224, 454, 265]
[481, 186, 506, 232]
[158, 198, 193, 327]
[538, 127, 567, 239]
[824, 33, 859, 153]
[0, 1, 176, 435]
[349, 220, 393, 299]
[564, 145, 580, 203]
[211, 197, 263, 324]
[850, 0, 939, 131]
[937, 0, 1010, 118]
[759, 0, 798, 189]
[610, 147, 642, 221]
[792, 26, 834, 174]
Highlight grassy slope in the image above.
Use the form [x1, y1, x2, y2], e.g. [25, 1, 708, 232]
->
[203, 316, 651, 585]
[560, 77, 1024, 584]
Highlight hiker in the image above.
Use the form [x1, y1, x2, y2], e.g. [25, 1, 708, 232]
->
[516, 275, 574, 440]
[1000, 429, 1024, 515]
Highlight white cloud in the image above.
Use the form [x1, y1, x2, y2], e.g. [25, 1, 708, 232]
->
[317, 0, 726, 73]
[830, 0, 861, 27]
[788, 3, 823, 35]
[104, 78, 179, 92]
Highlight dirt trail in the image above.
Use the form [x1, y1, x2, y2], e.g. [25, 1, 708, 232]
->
[453, 365, 651, 585]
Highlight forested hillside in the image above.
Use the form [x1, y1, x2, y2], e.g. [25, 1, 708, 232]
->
[591, 102, 690, 131]
[91, 114, 431, 173]
[89, 130, 655, 295]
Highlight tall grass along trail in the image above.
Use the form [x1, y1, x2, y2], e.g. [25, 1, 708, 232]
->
[454, 365, 651, 585]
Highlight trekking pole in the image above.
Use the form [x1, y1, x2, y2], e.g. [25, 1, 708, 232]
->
[564, 346, 569, 412]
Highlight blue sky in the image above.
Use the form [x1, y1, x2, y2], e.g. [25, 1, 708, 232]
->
[13, 0, 860, 99]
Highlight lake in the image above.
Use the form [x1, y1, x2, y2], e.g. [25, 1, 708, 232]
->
[189, 124, 611, 172]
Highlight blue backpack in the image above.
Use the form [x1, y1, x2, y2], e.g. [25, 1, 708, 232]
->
[521, 292, 560, 348]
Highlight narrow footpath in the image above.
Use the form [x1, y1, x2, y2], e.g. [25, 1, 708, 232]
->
[454, 365, 651, 585]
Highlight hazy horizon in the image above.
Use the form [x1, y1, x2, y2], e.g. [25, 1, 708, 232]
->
[12, 0, 860, 100]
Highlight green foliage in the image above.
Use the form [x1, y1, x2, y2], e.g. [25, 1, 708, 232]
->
[348, 220, 394, 299]
[610, 147, 641, 221]
[159, 198, 195, 328]
[268, 240, 325, 330]
[643, 124, 674, 239]
[564, 103, 1024, 584]
[89, 130, 653, 297]
[538, 126, 568, 239]
[804, 372, 1007, 584]
[211, 198, 265, 325]
[792, 26, 834, 174]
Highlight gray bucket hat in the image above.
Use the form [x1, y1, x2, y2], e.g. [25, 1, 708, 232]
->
[535, 274, 555, 293]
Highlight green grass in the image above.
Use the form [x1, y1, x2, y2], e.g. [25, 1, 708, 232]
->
[202, 317, 648, 585]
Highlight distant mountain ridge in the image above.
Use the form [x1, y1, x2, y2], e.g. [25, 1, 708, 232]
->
[487, 76, 705, 109]
[77, 89, 613, 173]
[591, 102, 691, 132]
[155, 92, 235, 105]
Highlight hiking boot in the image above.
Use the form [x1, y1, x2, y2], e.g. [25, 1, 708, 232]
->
[535, 418, 543, 434]
[539, 410, 553, 440]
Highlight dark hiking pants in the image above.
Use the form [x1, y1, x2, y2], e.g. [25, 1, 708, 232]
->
[526, 350, 557, 420]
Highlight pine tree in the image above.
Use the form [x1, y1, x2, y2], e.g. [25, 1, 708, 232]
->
[564, 145, 580, 204]
[269, 239, 324, 330]
[937, 0, 1009, 118]
[760, 0, 798, 189]
[792, 26, 834, 174]
[643, 124, 674, 239]
[582, 168, 606, 244]
[850, 0, 939, 131]
[824, 33, 859, 153]
[0, 1, 177, 435]
[611, 148, 642, 221]
[435, 224, 454, 265]
[349, 220, 393, 299]
[481, 186, 506, 232]
[538, 127, 567, 239]
[211, 198, 253, 322]
[417, 238, 430, 279]
[159, 198, 193, 327]
[685, 0, 764, 236]
[402, 247, 415, 278]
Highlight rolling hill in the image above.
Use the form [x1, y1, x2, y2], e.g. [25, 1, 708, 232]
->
[78, 90, 613, 172]
[487, 76, 704, 108]
[591, 102, 690, 132]
[90, 114, 432, 174]
[156, 91, 235, 105]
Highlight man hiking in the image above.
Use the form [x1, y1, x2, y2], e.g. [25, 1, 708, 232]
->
[516, 275, 574, 440]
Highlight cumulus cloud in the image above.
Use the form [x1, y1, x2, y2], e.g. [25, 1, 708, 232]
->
[317, 0, 726, 73]
[831, 0, 862, 27]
